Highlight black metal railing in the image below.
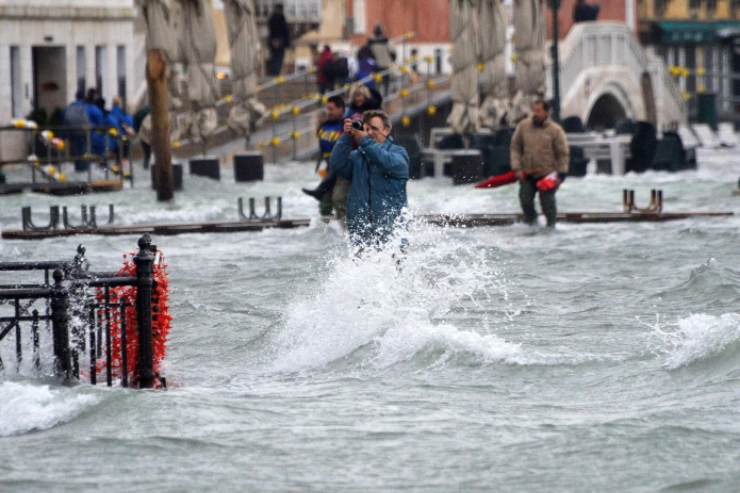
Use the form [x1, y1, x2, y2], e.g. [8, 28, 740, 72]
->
[0, 234, 160, 388]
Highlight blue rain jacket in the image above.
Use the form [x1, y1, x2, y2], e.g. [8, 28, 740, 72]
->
[329, 134, 409, 244]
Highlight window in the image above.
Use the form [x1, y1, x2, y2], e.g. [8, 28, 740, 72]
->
[655, 0, 668, 17]
[706, 0, 717, 18]
[76, 46, 86, 94]
[95, 45, 106, 96]
[117, 45, 126, 106]
[10, 46, 22, 118]
[352, 0, 366, 34]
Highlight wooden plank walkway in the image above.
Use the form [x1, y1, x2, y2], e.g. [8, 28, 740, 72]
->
[2, 218, 311, 240]
[0, 180, 122, 196]
[421, 211, 734, 227]
[2, 211, 733, 240]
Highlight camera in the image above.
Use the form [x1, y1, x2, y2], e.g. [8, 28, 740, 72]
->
[351, 120, 364, 132]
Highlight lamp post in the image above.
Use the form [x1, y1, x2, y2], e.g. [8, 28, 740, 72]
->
[550, 0, 562, 122]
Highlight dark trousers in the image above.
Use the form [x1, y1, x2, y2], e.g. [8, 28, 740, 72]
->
[141, 142, 152, 169]
[519, 176, 557, 227]
[268, 48, 285, 76]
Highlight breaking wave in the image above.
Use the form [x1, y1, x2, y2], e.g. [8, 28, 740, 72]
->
[649, 313, 740, 370]
[0, 381, 99, 437]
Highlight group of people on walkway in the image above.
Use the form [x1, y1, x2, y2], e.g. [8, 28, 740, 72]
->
[63, 89, 135, 170]
[315, 24, 395, 96]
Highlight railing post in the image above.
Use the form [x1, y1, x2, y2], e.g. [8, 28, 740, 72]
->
[50, 269, 71, 380]
[133, 234, 156, 388]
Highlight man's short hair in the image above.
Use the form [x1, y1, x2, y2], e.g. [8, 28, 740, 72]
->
[327, 95, 345, 108]
[363, 110, 391, 130]
[532, 99, 550, 112]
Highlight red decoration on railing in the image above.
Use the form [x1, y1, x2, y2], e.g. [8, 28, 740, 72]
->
[97, 251, 171, 387]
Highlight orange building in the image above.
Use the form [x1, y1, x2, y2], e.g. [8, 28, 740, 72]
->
[546, 0, 637, 39]
[346, 0, 450, 43]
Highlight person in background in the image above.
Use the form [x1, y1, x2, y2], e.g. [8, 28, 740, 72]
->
[573, 0, 600, 23]
[63, 89, 91, 171]
[368, 24, 393, 95]
[346, 84, 382, 119]
[510, 99, 569, 228]
[332, 51, 351, 89]
[301, 96, 346, 217]
[355, 44, 377, 90]
[316, 45, 335, 94]
[84, 89, 106, 158]
[109, 96, 135, 164]
[329, 110, 409, 247]
[267, 3, 291, 76]
[133, 105, 151, 168]
[96, 97, 120, 160]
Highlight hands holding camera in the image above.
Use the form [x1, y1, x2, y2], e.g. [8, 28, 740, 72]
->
[343, 118, 367, 144]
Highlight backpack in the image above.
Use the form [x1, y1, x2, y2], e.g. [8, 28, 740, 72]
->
[65, 102, 90, 127]
[332, 57, 349, 80]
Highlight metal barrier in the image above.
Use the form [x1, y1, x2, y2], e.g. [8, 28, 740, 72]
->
[20, 204, 115, 232]
[0, 235, 161, 388]
[237, 196, 282, 221]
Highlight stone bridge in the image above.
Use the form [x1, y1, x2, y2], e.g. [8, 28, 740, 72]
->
[555, 21, 686, 130]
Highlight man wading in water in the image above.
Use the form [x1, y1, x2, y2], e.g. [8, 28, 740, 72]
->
[329, 110, 409, 248]
[511, 100, 569, 228]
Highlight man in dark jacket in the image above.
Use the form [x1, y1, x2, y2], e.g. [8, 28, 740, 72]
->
[573, 0, 600, 23]
[267, 4, 290, 76]
[329, 110, 409, 246]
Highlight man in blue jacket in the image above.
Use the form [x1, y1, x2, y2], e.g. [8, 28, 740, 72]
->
[329, 110, 409, 246]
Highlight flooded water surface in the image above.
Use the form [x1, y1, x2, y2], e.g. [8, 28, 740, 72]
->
[1, 149, 739, 492]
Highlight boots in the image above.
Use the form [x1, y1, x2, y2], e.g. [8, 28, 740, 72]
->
[302, 173, 337, 201]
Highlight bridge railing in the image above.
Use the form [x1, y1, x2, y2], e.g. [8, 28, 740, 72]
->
[252, 59, 450, 163]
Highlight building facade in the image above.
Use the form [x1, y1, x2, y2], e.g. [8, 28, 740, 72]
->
[0, 0, 141, 125]
[637, 0, 740, 119]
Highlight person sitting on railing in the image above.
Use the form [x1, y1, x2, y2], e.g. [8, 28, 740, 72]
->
[63, 89, 91, 171]
[96, 97, 119, 160]
[85, 89, 106, 159]
[110, 96, 135, 164]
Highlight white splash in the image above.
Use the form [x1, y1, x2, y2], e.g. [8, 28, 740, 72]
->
[650, 313, 740, 370]
[270, 221, 527, 372]
[0, 381, 98, 437]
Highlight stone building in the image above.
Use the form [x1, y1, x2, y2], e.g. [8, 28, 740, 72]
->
[0, 0, 142, 159]
[637, 0, 740, 119]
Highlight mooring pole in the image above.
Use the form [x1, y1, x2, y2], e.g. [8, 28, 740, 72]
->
[550, 0, 562, 122]
[147, 49, 174, 202]
[133, 234, 156, 388]
[50, 269, 71, 380]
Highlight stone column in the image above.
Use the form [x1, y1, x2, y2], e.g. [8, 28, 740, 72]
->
[21, 44, 33, 116]
[0, 43, 11, 122]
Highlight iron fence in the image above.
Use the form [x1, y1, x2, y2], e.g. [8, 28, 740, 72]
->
[0, 234, 160, 388]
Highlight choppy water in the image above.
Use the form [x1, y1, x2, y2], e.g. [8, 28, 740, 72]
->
[1, 148, 739, 492]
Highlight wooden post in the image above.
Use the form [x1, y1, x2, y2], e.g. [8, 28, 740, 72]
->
[146, 50, 174, 202]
